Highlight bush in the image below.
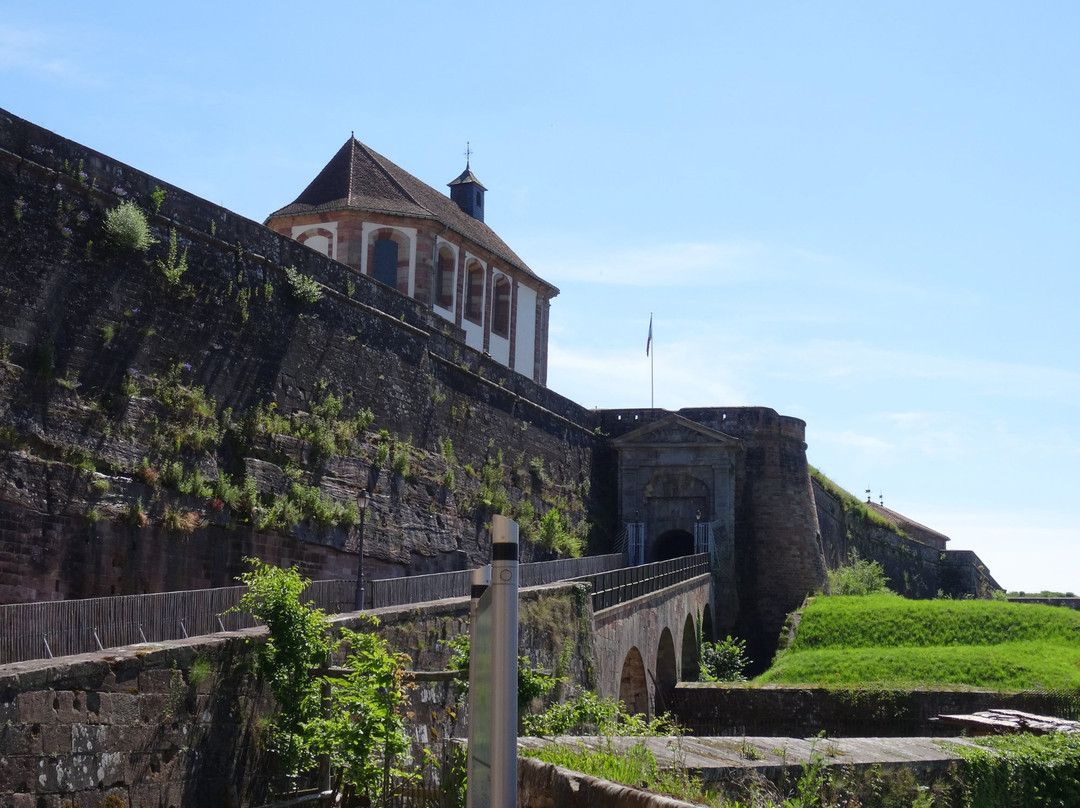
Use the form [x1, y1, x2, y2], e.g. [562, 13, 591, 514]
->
[234, 560, 411, 801]
[700, 635, 751, 682]
[104, 200, 155, 251]
[828, 550, 892, 596]
[283, 265, 323, 303]
[537, 507, 583, 557]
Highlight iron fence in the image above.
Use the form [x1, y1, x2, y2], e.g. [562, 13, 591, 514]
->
[584, 553, 709, 611]
[367, 553, 626, 609]
[0, 555, 627, 665]
[0, 580, 353, 665]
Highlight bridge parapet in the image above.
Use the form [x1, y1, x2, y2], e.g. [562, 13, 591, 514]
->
[583, 554, 709, 611]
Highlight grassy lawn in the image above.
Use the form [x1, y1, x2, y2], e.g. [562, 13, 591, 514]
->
[757, 595, 1080, 689]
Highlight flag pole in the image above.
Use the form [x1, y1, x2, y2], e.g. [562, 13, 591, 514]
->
[647, 313, 654, 409]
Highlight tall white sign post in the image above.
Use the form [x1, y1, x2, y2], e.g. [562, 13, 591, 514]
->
[467, 516, 519, 808]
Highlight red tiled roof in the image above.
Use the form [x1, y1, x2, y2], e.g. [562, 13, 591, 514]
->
[266, 138, 554, 290]
[867, 502, 950, 549]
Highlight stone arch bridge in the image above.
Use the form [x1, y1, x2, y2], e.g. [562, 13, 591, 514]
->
[584, 555, 713, 716]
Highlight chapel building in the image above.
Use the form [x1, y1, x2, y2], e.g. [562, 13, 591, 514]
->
[266, 138, 558, 385]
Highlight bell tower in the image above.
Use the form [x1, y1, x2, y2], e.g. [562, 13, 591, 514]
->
[448, 143, 487, 222]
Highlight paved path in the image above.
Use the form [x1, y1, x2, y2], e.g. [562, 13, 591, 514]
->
[520, 735, 980, 781]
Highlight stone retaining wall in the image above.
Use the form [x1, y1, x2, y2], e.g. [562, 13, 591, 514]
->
[671, 682, 1050, 738]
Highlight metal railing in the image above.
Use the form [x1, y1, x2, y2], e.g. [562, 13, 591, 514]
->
[583, 553, 710, 611]
[0, 555, 628, 665]
[367, 553, 626, 609]
[0, 580, 354, 665]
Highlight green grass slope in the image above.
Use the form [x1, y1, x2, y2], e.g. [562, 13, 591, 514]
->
[757, 596, 1080, 689]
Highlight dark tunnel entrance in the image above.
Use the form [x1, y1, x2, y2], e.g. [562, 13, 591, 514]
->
[651, 529, 694, 562]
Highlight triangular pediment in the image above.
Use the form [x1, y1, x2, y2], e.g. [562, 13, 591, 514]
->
[611, 414, 743, 451]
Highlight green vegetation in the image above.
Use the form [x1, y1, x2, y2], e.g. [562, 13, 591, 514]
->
[827, 550, 893, 596]
[520, 702, 953, 807]
[700, 635, 752, 683]
[475, 451, 511, 514]
[104, 200, 155, 251]
[524, 737, 704, 802]
[810, 467, 904, 537]
[149, 364, 221, 454]
[953, 732, 1080, 807]
[235, 560, 411, 803]
[155, 227, 189, 285]
[162, 505, 199, 533]
[283, 264, 323, 303]
[758, 595, 1080, 689]
[535, 506, 582, 557]
[149, 185, 166, 213]
[241, 384, 373, 463]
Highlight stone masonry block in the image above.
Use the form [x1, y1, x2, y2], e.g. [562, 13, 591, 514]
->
[139, 667, 177, 693]
[130, 783, 164, 808]
[38, 722, 72, 755]
[0, 750, 36, 790]
[5, 794, 39, 808]
[54, 690, 88, 723]
[0, 722, 33, 755]
[95, 691, 140, 725]
[0, 694, 17, 724]
[35, 753, 103, 792]
[70, 723, 107, 754]
[138, 692, 173, 723]
[17, 690, 56, 723]
[101, 724, 150, 759]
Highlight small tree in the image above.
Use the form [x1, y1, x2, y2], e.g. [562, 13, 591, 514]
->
[827, 550, 892, 596]
[236, 559, 411, 802]
[700, 635, 751, 682]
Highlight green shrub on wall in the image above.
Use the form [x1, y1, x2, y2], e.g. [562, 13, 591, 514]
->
[104, 200, 155, 251]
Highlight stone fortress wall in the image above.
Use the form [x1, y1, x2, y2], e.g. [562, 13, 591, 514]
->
[0, 106, 992, 664]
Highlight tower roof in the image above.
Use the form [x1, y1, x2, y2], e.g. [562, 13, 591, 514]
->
[448, 166, 487, 190]
[267, 137, 552, 289]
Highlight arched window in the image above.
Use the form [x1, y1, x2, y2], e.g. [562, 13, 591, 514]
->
[465, 262, 484, 323]
[492, 275, 511, 338]
[296, 226, 335, 259]
[435, 246, 455, 309]
[373, 238, 398, 287]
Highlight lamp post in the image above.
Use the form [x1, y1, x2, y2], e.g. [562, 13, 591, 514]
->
[353, 489, 370, 611]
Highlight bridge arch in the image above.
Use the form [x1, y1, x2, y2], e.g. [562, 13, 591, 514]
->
[681, 613, 700, 682]
[654, 627, 677, 715]
[701, 605, 714, 643]
[619, 647, 648, 716]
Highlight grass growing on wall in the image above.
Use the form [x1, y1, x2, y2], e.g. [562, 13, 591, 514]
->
[810, 466, 905, 536]
[758, 596, 1080, 689]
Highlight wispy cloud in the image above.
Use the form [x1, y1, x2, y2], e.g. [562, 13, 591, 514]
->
[0, 24, 97, 84]
[766, 338, 1080, 401]
[541, 240, 769, 286]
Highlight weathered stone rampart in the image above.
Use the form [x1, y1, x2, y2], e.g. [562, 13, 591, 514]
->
[0, 107, 839, 667]
[0, 107, 606, 601]
[813, 478, 999, 598]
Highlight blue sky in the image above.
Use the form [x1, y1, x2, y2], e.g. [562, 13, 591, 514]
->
[4, 2, 1078, 594]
